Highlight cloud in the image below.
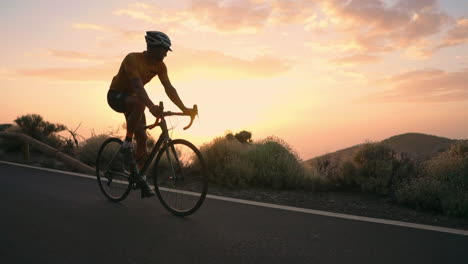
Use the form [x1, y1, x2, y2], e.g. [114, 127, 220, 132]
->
[72, 22, 141, 42]
[330, 54, 382, 66]
[0, 68, 17, 80]
[114, 9, 154, 23]
[15, 48, 290, 81]
[438, 18, 468, 49]
[17, 64, 116, 82]
[363, 68, 468, 103]
[72, 23, 108, 31]
[189, 0, 272, 32]
[112, 0, 321, 33]
[170, 48, 291, 79]
[321, 0, 449, 54]
[269, 0, 317, 24]
[46, 49, 115, 62]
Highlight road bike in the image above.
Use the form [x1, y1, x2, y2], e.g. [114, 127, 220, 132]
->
[95, 102, 208, 217]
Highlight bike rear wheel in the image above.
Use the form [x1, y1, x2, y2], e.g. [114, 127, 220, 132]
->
[153, 139, 208, 216]
[96, 138, 132, 202]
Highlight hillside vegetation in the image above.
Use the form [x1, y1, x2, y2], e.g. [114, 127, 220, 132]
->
[305, 133, 457, 165]
[1, 115, 467, 218]
[199, 132, 317, 190]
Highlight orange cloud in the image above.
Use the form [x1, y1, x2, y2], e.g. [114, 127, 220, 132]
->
[46, 49, 115, 62]
[72, 23, 107, 31]
[438, 18, 468, 48]
[15, 48, 290, 81]
[322, 0, 449, 54]
[269, 0, 316, 24]
[363, 68, 468, 103]
[73, 21, 140, 39]
[170, 48, 291, 78]
[330, 54, 381, 66]
[187, 0, 273, 32]
[113, 0, 320, 33]
[17, 65, 115, 82]
[114, 9, 154, 23]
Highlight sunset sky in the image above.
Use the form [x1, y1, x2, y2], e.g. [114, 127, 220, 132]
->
[1, 0, 467, 160]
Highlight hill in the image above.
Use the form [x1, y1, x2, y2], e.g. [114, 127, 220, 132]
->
[381, 133, 457, 160]
[305, 133, 458, 164]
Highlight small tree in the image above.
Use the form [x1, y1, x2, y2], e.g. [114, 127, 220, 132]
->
[14, 114, 66, 142]
[235, 130, 252, 144]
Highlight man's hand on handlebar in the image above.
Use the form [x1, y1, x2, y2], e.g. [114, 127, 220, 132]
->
[183, 106, 198, 118]
[149, 104, 163, 118]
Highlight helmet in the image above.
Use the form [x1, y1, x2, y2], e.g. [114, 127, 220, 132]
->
[145, 31, 172, 51]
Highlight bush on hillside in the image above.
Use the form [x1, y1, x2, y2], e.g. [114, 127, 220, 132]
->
[309, 142, 417, 194]
[0, 125, 24, 152]
[0, 114, 69, 153]
[396, 140, 468, 217]
[225, 130, 252, 144]
[199, 133, 315, 190]
[14, 114, 66, 142]
[78, 134, 110, 166]
[200, 136, 253, 187]
[352, 143, 397, 194]
[0, 124, 13, 132]
[309, 154, 354, 189]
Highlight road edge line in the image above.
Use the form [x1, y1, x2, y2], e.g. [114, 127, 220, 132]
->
[1, 160, 467, 236]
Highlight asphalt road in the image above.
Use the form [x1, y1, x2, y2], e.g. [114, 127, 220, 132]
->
[0, 162, 467, 264]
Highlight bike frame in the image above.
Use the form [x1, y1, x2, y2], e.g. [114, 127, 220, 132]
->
[139, 115, 180, 177]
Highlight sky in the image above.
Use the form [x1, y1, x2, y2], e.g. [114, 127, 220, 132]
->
[1, 0, 467, 160]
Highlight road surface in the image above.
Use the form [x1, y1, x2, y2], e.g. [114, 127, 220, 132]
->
[0, 162, 467, 264]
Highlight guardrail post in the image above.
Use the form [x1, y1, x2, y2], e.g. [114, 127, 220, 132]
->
[23, 143, 30, 161]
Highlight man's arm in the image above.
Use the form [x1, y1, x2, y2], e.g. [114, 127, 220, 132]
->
[130, 78, 155, 108]
[124, 54, 155, 109]
[158, 63, 188, 112]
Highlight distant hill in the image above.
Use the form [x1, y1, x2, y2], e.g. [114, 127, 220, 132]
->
[305, 133, 458, 165]
[381, 133, 457, 160]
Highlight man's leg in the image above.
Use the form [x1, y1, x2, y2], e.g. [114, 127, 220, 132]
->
[122, 96, 155, 198]
[124, 96, 145, 142]
[134, 117, 148, 170]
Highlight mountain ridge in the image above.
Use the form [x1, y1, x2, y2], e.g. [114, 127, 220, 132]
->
[305, 132, 459, 164]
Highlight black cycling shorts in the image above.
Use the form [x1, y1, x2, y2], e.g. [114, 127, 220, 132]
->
[107, 90, 146, 125]
[107, 90, 128, 113]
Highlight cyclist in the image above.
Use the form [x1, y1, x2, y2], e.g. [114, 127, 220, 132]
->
[107, 31, 196, 198]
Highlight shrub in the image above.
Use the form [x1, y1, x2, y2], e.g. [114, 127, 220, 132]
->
[352, 143, 396, 194]
[199, 136, 253, 187]
[235, 130, 252, 143]
[309, 154, 355, 189]
[199, 134, 314, 190]
[309, 142, 417, 194]
[0, 114, 69, 152]
[0, 125, 24, 153]
[14, 114, 66, 142]
[396, 141, 468, 217]
[78, 134, 110, 166]
[0, 124, 13, 132]
[248, 137, 307, 189]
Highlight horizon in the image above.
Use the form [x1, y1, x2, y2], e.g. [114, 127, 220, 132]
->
[1, 0, 467, 160]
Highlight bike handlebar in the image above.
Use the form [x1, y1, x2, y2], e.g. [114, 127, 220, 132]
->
[144, 102, 198, 131]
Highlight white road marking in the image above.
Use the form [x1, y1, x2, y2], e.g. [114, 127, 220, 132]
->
[1, 160, 467, 236]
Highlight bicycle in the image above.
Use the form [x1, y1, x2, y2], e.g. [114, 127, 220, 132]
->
[95, 102, 208, 217]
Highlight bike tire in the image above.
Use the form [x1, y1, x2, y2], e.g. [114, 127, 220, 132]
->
[96, 137, 132, 202]
[153, 139, 208, 216]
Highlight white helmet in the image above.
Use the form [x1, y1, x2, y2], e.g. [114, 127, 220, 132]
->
[145, 31, 172, 51]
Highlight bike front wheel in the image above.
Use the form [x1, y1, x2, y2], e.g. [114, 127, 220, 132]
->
[153, 139, 208, 216]
[96, 138, 132, 202]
